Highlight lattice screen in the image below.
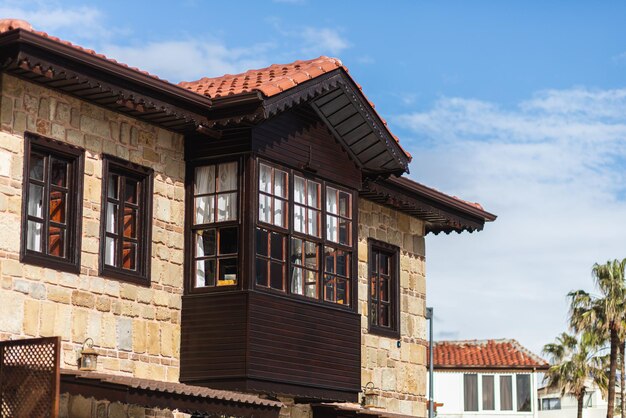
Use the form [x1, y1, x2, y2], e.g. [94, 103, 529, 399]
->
[0, 336, 60, 418]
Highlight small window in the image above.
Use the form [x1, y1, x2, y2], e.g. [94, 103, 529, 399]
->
[99, 155, 153, 283]
[21, 133, 84, 272]
[464, 374, 478, 411]
[500, 375, 513, 410]
[482, 375, 495, 410]
[192, 162, 239, 289]
[516, 374, 531, 412]
[541, 397, 561, 410]
[368, 240, 400, 337]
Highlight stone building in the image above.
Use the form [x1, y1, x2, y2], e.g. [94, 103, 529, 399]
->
[0, 18, 495, 418]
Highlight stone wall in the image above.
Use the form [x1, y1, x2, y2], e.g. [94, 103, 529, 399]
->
[0, 74, 185, 382]
[358, 199, 428, 416]
[60, 393, 191, 418]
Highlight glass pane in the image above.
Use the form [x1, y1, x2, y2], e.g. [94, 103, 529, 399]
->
[380, 304, 389, 325]
[48, 226, 65, 257]
[270, 262, 284, 290]
[516, 374, 531, 412]
[259, 164, 272, 193]
[106, 202, 118, 233]
[50, 158, 67, 187]
[326, 187, 337, 214]
[308, 181, 320, 208]
[259, 194, 271, 223]
[305, 271, 318, 299]
[336, 279, 348, 305]
[291, 237, 303, 264]
[218, 258, 238, 285]
[336, 250, 349, 277]
[464, 374, 478, 411]
[304, 241, 317, 269]
[371, 274, 377, 299]
[290, 267, 303, 295]
[123, 207, 137, 238]
[196, 229, 216, 257]
[256, 258, 268, 286]
[380, 253, 389, 275]
[194, 196, 214, 224]
[370, 302, 378, 325]
[217, 192, 237, 222]
[108, 174, 119, 199]
[194, 165, 215, 194]
[105, 237, 116, 266]
[27, 220, 43, 252]
[273, 198, 285, 227]
[325, 247, 335, 274]
[49, 190, 66, 224]
[482, 375, 495, 410]
[270, 232, 284, 260]
[339, 219, 351, 245]
[324, 275, 335, 302]
[500, 375, 513, 410]
[218, 162, 237, 192]
[380, 277, 389, 302]
[219, 227, 238, 255]
[274, 170, 287, 198]
[294, 176, 305, 204]
[122, 241, 137, 270]
[326, 215, 338, 242]
[196, 259, 215, 287]
[293, 205, 305, 233]
[256, 228, 269, 256]
[339, 191, 351, 218]
[308, 208, 319, 237]
[125, 178, 138, 204]
[29, 154, 44, 180]
[28, 183, 43, 217]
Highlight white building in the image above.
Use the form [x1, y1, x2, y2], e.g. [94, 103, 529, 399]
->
[429, 339, 549, 418]
[537, 380, 607, 418]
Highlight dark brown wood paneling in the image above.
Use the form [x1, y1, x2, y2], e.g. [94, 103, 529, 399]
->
[180, 292, 248, 381]
[247, 292, 361, 396]
[252, 106, 361, 189]
[185, 129, 252, 161]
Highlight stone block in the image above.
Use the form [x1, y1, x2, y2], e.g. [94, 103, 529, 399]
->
[108, 402, 127, 418]
[147, 321, 160, 355]
[72, 290, 95, 308]
[0, 289, 23, 333]
[132, 319, 146, 353]
[101, 315, 116, 348]
[72, 308, 89, 343]
[68, 394, 93, 418]
[120, 283, 138, 301]
[117, 316, 133, 351]
[23, 298, 40, 335]
[0, 149, 11, 177]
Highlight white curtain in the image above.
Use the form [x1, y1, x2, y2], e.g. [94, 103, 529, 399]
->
[27, 184, 43, 252]
[326, 187, 338, 242]
[105, 237, 115, 266]
[195, 166, 215, 224]
[259, 164, 271, 193]
[294, 205, 304, 233]
[259, 194, 271, 224]
[274, 170, 286, 198]
[218, 162, 237, 192]
[217, 193, 237, 222]
[294, 176, 305, 204]
[196, 233, 206, 287]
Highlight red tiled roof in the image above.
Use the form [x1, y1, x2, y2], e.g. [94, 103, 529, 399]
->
[431, 339, 549, 369]
[179, 56, 345, 98]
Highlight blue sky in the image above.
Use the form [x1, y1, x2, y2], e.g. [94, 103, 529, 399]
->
[4, 0, 626, 356]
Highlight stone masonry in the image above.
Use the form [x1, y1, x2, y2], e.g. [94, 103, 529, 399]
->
[358, 199, 428, 417]
[0, 74, 185, 382]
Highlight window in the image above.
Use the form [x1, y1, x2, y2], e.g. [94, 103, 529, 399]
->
[500, 375, 513, 411]
[192, 162, 239, 288]
[464, 374, 479, 411]
[482, 375, 495, 411]
[541, 397, 561, 410]
[100, 155, 153, 283]
[256, 161, 354, 306]
[368, 240, 400, 337]
[516, 374, 531, 412]
[21, 133, 84, 272]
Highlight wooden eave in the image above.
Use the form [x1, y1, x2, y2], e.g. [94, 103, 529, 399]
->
[205, 69, 411, 175]
[0, 29, 216, 134]
[361, 176, 496, 235]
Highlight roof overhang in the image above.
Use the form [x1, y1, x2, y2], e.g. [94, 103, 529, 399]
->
[433, 365, 551, 371]
[0, 29, 215, 134]
[312, 403, 418, 418]
[60, 369, 282, 418]
[361, 176, 496, 235]
[206, 69, 412, 176]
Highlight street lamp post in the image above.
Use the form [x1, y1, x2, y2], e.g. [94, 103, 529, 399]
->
[426, 307, 434, 418]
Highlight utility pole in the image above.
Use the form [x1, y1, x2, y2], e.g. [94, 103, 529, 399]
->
[426, 307, 434, 418]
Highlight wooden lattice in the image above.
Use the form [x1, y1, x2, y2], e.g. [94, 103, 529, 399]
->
[0, 336, 60, 418]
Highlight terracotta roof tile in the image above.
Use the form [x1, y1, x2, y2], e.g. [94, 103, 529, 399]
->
[430, 339, 548, 369]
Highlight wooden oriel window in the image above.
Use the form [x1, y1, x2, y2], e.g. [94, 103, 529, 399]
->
[368, 239, 400, 337]
[192, 162, 239, 288]
[256, 160, 355, 306]
[21, 133, 84, 272]
[99, 155, 153, 284]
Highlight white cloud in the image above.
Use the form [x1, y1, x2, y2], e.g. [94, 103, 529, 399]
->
[395, 87, 626, 355]
[300, 27, 350, 56]
[102, 39, 275, 83]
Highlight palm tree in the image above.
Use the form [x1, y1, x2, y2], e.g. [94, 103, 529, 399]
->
[569, 259, 626, 418]
[543, 332, 608, 418]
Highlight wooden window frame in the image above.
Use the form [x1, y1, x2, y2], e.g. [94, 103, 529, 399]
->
[254, 159, 357, 309]
[20, 132, 85, 273]
[98, 155, 153, 285]
[367, 238, 400, 338]
[187, 158, 242, 293]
